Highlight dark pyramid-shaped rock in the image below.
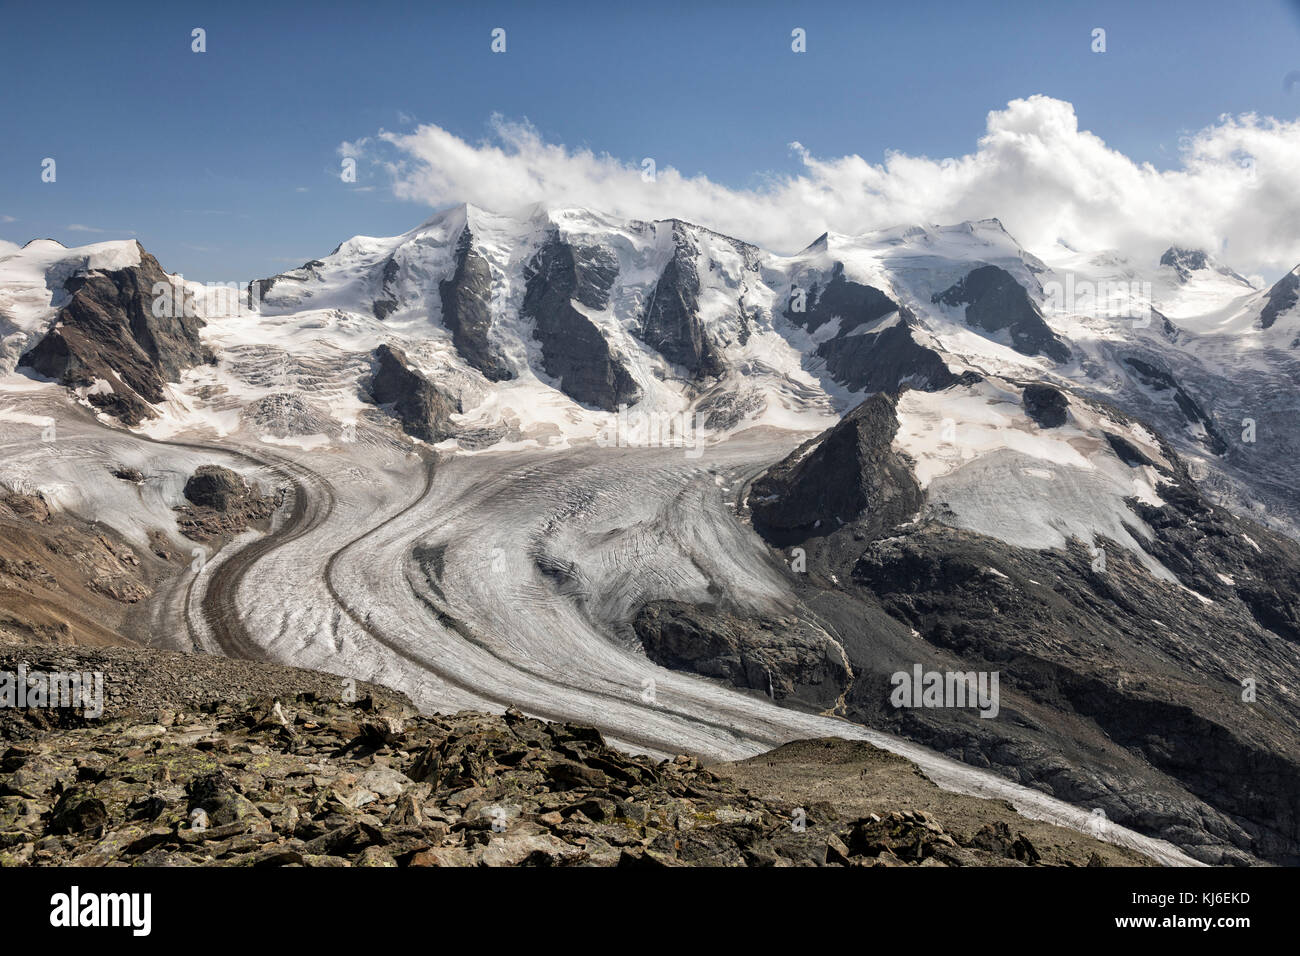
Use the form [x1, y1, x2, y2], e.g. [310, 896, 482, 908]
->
[19, 243, 212, 424]
[522, 231, 640, 411]
[933, 265, 1070, 363]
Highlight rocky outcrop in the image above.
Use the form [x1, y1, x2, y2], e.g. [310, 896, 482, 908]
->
[368, 344, 460, 443]
[1160, 246, 1251, 287]
[933, 265, 1070, 363]
[1122, 357, 1228, 454]
[371, 256, 401, 320]
[631, 600, 850, 710]
[734, 390, 1300, 863]
[1022, 383, 1069, 428]
[18, 244, 213, 424]
[785, 262, 899, 337]
[522, 233, 640, 411]
[0, 645, 1143, 868]
[820, 310, 968, 394]
[847, 521, 1300, 865]
[638, 223, 723, 379]
[749, 392, 923, 544]
[438, 228, 512, 382]
[1259, 266, 1299, 330]
[784, 266, 962, 392]
[174, 465, 277, 543]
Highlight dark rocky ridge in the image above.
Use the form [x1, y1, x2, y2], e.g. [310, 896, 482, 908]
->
[1160, 246, 1251, 287]
[785, 262, 898, 337]
[371, 255, 401, 320]
[749, 392, 923, 545]
[368, 344, 460, 443]
[438, 228, 512, 382]
[820, 312, 969, 394]
[933, 265, 1071, 363]
[1121, 356, 1228, 455]
[522, 232, 640, 411]
[632, 601, 850, 710]
[19, 244, 213, 424]
[785, 267, 963, 394]
[1160, 247, 1212, 276]
[638, 223, 724, 379]
[1259, 266, 1299, 331]
[1021, 383, 1069, 428]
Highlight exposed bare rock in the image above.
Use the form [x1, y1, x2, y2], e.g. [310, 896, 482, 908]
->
[439, 228, 512, 382]
[0, 490, 157, 646]
[368, 344, 460, 443]
[174, 465, 277, 543]
[18, 244, 213, 424]
[933, 265, 1070, 363]
[523, 231, 640, 411]
[632, 601, 850, 709]
[638, 222, 725, 380]
[1022, 383, 1069, 428]
[0, 646, 1146, 868]
[1259, 266, 1299, 330]
[749, 391, 923, 545]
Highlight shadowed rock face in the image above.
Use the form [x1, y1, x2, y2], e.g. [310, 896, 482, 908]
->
[371, 256, 401, 320]
[639, 223, 723, 379]
[784, 267, 965, 395]
[822, 311, 969, 394]
[1122, 357, 1228, 455]
[1260, 267, 1299, 330]
[183, 466, 252, 512]
[844, 531, 1300, 866]
[933, 265, 1071, 363]
[1022, 383, 1069, 428]
[748, 392, 923, 545]
[522, 232, 640, 412]
[1160, 246, 1252, 287]
[632, 600, 851, 710]
[438, 228, 512, 382]
[1160, 247, 1212, 276]
[369, 344, 460, 443]
[786, 262, 899, 337]
[19, 244, 212, 424]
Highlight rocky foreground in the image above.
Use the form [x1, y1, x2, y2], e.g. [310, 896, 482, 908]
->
[0, 644, 1149, 867]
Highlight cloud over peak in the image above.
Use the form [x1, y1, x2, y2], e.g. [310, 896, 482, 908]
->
[346, 96, 1300, 275]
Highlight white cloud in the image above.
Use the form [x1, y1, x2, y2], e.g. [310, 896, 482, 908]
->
[1, 215, 16, 223]
[66, 224, 135, 236]
[351, 96, 1300, 275]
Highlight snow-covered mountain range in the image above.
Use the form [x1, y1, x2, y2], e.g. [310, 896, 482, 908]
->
[6, 202, 1297, 533]
[3, 204, 1300, 864]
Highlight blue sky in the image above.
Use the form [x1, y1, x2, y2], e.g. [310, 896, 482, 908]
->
[2, 0, 1300, 280]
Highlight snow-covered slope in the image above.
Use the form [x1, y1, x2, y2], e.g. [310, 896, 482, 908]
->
[0, 238, 145, 371]
[4, 204, 1299, 538]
